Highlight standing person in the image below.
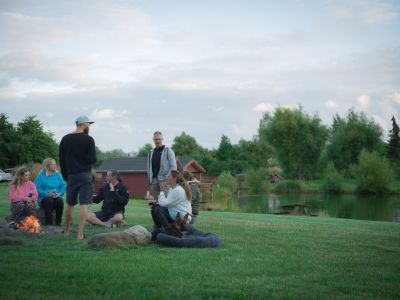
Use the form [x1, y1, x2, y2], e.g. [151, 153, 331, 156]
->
[182, 171, 202, 224]
[59, 115, 97, 240]
[34, 158, 66, 226]
[8, 167, 38, 222]
[87, 170, 129, 228]
[147, 131, 177, 199]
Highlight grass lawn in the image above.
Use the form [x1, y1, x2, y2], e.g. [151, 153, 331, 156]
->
[1, 183, 399, 299]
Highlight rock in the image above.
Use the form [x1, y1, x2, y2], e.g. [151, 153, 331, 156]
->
[124, 225, 152, 246]
[88, 231, 134, 249]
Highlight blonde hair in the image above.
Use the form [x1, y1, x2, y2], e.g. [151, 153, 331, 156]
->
[10, 167, 29, 186]
[170, 170, 192, 201]
[42, 157, 56, 172]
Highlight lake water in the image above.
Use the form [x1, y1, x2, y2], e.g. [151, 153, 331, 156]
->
[203, 193, 400, 223]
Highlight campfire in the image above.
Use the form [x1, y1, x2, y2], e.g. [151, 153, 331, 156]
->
[15, 215, 41, 233]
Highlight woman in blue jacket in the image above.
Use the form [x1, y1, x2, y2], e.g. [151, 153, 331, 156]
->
[34, 158, 66, 226]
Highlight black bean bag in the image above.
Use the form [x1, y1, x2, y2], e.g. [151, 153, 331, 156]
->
[155, 224, 222, 248]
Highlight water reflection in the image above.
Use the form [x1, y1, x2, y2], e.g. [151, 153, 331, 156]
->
[203, 193, 400, 223]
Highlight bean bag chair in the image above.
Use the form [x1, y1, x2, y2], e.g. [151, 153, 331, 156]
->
[155, 224, 222, 248]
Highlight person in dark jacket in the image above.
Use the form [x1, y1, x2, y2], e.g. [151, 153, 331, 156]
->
[87, 170, 129, 227]
[59, 115, 97, 239]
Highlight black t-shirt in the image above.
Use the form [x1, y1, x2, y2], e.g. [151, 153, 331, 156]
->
[59, 132, 97, 180]
[152, 145, 165, 179]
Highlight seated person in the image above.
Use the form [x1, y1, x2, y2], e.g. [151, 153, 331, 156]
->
[87, 170, 129, 227]
[8, 167, 38, 222]
[182, 171, 202, 224]
[149, 170, 192, 231]
[34, 158, 66, 226]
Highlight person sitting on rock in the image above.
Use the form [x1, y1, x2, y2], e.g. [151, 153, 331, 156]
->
[8, 167, 38, 222]
[34, 158, 66, 226]
[87, 170, 129, 228]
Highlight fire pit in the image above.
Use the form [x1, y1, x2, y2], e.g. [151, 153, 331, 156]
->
[10, 215, 41, 233]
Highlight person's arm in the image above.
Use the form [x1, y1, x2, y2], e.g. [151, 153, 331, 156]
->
[8, 185, 20, 203]
[30, 182, 39, 201]
[168, 148, 177, 171]
[59, 139, 68, 181]
[87, 137, 97, 165]
[34, 172, 47, 199]
[158, 187, 181, 208]
[57, 173, 66, 196]
[93, 186, 104, 204]
[111, 184, 129, 206]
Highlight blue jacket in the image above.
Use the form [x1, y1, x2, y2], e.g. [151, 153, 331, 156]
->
[34, 170, 66, 206]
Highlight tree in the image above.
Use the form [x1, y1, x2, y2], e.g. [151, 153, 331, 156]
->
[322, 161, 343, 194]
[136, 143, 153, 157]
[386, 116, 400, 177]
[15, 115, 58, 164]
[0, 113, 18, 167]
[325, 109, 385, 176]
[172, 132, 204, 157]
[353, 150, 394, 194]
[258, 107, 328, 180]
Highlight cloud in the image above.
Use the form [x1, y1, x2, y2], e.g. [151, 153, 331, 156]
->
[46, 112, 54, 118]
[333, 0, 398, 25]
[325, 100, 338, 108]
[90, 109, 128, 119]
[357, 95, 370, 110]
[254, 103, 275, 112]
[392, 92, 400, 104]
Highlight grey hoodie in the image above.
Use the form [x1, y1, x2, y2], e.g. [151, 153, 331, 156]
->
[147, 146, 177, 183]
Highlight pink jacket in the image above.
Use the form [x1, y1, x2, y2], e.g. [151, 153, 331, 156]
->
[8, 181, 38, 203]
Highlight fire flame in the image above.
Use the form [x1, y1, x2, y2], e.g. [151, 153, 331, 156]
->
[16, 215, 41, 233]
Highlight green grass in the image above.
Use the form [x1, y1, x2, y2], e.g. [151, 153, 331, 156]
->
[1, 183, 400, 299]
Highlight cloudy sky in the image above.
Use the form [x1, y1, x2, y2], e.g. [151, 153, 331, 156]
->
[1, 0, 399, 152]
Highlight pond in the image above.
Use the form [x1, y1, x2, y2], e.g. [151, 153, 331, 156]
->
[202, 192, 400, 223]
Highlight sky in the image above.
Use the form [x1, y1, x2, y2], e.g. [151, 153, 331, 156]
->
[1, 0, 399, 152]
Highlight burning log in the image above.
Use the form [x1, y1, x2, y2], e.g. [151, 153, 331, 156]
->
[14, 215, 41, 233]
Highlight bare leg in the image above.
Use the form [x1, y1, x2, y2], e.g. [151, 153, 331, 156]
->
[105, 213, 124, 227]
[77, 205, 88, 240]
[64, 205, 73, 236]
[86, 212, 108, 227]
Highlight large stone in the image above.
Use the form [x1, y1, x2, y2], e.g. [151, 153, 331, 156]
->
[88, 231, 134, 249]
[124, 225, 152, 246]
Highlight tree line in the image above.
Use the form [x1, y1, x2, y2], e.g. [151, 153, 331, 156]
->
[1, 108, 399, 185]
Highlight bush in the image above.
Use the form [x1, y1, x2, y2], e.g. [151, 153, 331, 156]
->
[322, 161, 343, 194]
[244, 168, 269, 193]
[353, 150, 394, 194]
[216, 171, 237, 192]
[274, 180, 304, 192]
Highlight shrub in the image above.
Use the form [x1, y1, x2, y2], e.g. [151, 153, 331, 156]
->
[216, 171, 237, 192]
[353, 150, 394, 194]
[322, 161, 343, 194]
[244, 168, 269, 193]
[274, 180, 304, 192]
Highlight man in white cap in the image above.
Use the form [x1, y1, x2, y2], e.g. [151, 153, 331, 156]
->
[59, 115, 97, 240]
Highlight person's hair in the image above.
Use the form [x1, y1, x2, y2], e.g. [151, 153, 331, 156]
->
[182, 171, 194, 181]
[170, 170, 192, 201]
[108, 170, 121, 182]
[153, 131, 162, 136]
[42, 157, 56, 172]
[10, 167, 29, 186]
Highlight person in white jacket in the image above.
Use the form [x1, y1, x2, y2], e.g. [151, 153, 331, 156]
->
[148, 170, 192, 229]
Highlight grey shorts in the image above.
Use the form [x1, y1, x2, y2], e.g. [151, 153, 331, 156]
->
[66, 172, 93, 206]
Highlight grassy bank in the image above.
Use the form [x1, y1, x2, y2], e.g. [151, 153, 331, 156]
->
[269, 179, 400, 194]
[0, 183, 399, 299]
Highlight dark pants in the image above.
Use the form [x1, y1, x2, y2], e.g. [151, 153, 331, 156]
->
[10, 201, 36, 222]
[151, 205, 173, 229]
[41, 197, 64, 225]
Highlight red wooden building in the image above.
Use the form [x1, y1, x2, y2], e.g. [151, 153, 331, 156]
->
[95, 156, 206, 196]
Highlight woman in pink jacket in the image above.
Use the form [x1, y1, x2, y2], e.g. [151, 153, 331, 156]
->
[8, 167, 38, 222]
